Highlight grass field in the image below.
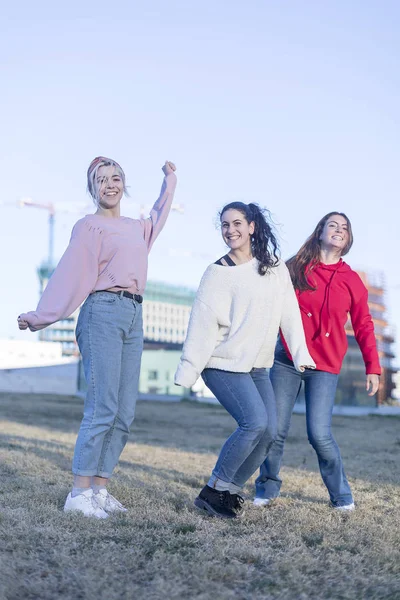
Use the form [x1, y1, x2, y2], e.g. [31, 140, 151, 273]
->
[0, 392, 399, 600]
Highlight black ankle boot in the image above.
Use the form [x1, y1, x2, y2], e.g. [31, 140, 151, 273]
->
[194, 485, 238, 519]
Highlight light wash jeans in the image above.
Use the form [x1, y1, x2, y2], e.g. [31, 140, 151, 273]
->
[72, 292, 143, 478]
[255, 340, 353, 506]
[201, 368, 277, 493]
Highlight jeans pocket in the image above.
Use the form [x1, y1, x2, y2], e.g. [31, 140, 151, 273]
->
[92, 292, 117, 305]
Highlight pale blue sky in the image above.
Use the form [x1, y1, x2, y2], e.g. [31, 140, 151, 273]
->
[1, 1, 399, 360]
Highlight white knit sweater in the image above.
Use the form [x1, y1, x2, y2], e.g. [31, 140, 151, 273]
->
[174, 258, 315, 388]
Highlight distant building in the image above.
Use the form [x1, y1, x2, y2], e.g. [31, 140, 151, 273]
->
[142, 281, 196, 348]
[337, 271, 396, 406]
[392, 371, 400, 401]
[139, 349, 182, 395]
[37, 263, 79, 357]
[139, 282, 197, 396]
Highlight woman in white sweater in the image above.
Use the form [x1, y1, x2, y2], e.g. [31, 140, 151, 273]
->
[175, 202, 315, 519]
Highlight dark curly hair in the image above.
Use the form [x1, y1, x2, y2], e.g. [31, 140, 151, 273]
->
[219, 202, 280, 275]
[287, 211, 353, 291]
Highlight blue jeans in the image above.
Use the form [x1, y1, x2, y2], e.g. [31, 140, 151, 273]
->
[201, 368, 277, 493]
[72, 292, 143, 478]
[255, 343, 353, 506]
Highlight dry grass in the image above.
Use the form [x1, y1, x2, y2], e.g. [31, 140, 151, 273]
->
[0, 392, 399, 600]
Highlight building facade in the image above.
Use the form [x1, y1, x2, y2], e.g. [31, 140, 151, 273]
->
[142, 281, 196, 347]
[337, 271, 396, 406]
[139, 281, 197, 396]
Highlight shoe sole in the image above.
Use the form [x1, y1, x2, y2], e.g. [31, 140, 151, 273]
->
[99, 505, 128, 513]
[194, 497, 240, 519]
[64, 507, 109, 519]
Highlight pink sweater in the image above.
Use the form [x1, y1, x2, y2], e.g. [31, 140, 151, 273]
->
[20, 172, 177, 332]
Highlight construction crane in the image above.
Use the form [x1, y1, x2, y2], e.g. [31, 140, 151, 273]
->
[0, 196, 92, 269]
[19, 198, 57, 269]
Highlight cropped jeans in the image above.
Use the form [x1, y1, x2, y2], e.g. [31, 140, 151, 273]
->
[201, 367, 277, 493]
[72, 291, 143, 478]
[255, 341, 353, 506]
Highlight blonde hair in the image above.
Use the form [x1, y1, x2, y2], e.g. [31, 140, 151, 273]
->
[87, 156, 129, 206]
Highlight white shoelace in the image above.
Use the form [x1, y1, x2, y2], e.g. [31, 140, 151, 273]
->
[91, 495, 102, 510]
[105, 493, 125, 510]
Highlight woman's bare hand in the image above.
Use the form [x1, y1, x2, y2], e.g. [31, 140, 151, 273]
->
[366, 374, 379, 396]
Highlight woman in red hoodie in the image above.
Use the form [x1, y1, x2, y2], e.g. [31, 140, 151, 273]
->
[254, 212, 380, 511]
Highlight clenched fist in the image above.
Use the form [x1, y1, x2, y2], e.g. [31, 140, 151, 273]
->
[17, 316, 29, 330]
[162, 161, 176, 176]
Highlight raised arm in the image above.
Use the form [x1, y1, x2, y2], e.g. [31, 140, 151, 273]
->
[18, 219, 100, 332]
[141, 161, 177, 252]
[279, 264, 316, 372]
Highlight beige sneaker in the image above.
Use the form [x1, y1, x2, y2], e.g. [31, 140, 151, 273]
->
[94, 489, 127, 513]
[64, 489, 109, 518]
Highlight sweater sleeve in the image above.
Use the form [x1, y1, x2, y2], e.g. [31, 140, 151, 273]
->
[140, 172, 177, 252]
[349, 279, 381, 375]
[175, 267, 220, 387]
[19, 219, 100, 332]
[174, 298, 219, 388]
[279, 264, 316, 372]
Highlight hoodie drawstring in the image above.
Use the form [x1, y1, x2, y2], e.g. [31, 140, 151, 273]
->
[311, 261, 343, 341]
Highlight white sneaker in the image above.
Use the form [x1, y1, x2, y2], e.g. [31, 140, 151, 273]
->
[253, 497, 272, 507]
[64, 489, 109, 518]
[332, 502, 355, 512]
[94, 489, 127, 513]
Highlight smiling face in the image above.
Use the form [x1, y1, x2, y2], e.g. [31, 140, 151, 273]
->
[220, 208, 255, 253]
[95, 165, 124, 209]
[319, 214, 349, 254]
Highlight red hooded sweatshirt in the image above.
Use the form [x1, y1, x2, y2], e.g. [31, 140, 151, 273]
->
[281, 259, 381, 375]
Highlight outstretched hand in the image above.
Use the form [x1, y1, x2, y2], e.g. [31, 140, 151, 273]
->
[162, 161, 176, 175]
[366, 374, 379, 396]
[17, 316, 29, 331]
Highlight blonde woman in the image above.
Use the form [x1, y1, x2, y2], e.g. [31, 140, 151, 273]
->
[18, 157, 177, 517]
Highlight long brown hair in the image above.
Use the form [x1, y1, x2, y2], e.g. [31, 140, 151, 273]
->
[287, 212, 353, 291]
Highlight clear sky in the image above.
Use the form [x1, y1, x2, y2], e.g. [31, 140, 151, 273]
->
[1, 1, 399, 360]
